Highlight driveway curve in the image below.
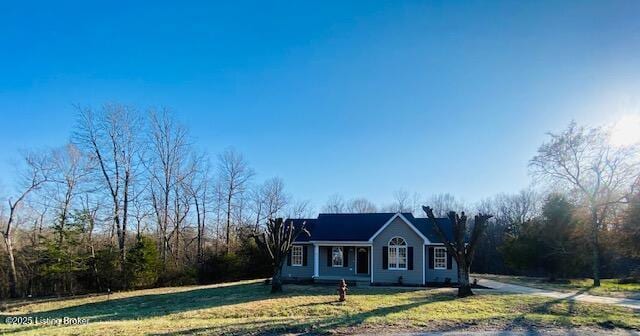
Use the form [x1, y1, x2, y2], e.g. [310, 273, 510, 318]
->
[477, 278, 640, 310]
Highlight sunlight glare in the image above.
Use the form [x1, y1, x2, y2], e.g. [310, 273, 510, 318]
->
[610, 114, 640, 147]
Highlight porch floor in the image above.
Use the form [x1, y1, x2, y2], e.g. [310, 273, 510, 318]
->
[315, 275, 371, 282]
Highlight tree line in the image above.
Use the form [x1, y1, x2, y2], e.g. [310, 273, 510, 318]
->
[2, 110, 639, 299]
[290, 121, 640, 287]
[0, 104, 311, 299]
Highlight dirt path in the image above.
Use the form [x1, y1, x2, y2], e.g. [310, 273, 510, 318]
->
[477, 278, 640, 310]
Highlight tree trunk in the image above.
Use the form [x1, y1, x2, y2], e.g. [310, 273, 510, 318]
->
[119, 171, 130, 288]
[121, 172, 130, 265]
[591, 209, 601, 287]
[591, 231, 601, 287]
[174, 197, 180, 267]
[226, 192, 232, 253]
[90, 245, 101, 291]
[3, 233, 19, 298]
[195, 199, 203, 265]
[163, 189, 170, 267]
[271, 264, 283, 293]
[457, 259, 473, 298]
[86, 204, 102, 291]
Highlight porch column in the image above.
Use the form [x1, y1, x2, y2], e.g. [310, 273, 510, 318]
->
[313, 244, 319, 278]
[370, 245, 374, 283]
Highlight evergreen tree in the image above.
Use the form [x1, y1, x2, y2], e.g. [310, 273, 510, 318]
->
[504, 194, 587, 279]
[126, 235, 161, 289]
[37, 211, 88, 295]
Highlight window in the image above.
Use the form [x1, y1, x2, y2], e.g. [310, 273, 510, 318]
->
[291, 245, 303, 266]
[434, 247, 447, 269]
[388, 237, 407, 270]
[332, 247, 343, 267]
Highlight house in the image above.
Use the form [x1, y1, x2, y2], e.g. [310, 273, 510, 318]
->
[282, 212, 458, 286]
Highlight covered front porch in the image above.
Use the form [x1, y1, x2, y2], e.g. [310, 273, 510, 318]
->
[314, 275, 371, 281]
[311, 242, 372, 284]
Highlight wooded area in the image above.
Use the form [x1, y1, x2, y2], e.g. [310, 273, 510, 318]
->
[0, 105, 310, 299]
[1, 108, 639, 299]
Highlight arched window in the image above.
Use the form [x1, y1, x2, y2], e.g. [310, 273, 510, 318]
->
[388, 237, 407, 270]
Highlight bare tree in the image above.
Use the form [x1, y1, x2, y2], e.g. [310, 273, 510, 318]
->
[75, 104, 143, 272]
[251, 177, 289, 230]
[81, 193, 102, 290]
[346, 197, 377, 213]
[423, 206, 492, 297]
[185, 154, 211, 266]
[473, 189, 540, 274]
[212, 178, 225, 253]
[409, 192, 424, 216]
[1, 152, 50, 297]
[217, 148, 254, 253]
[250, 187, 265, 231]
[426, 193, 466, 217]
[529, 121, 640, 286]
[322, 194, 346, 213]
[47, 144, 91, 245]
[170, 180, 191, 266]
[253, 217, 308, 293]
[261, 178, 289, 220]
[131, 182, 151, 237]
[391, 189, 411, 212]
[287, 199, 313, 218]
[38, 143, 93, 293]
[146, 109, 194, 267]
[490, 189, 540, 235]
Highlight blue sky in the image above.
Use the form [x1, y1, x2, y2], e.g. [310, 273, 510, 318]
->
[1, 1, 639, 208]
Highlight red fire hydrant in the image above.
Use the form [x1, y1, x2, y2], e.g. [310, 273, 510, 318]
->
[337, 279, 348, 302]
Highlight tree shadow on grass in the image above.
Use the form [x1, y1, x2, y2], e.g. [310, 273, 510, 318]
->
[495, 288, 605, 335]
[1, 282, 432, 335]
[150, 301, 434, 336]
[150, 290, 459, 336]
[0, 282, 289, 334]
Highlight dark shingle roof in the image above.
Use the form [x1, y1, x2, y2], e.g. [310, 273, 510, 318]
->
[285, 218, 316, 242]
[289, 212, 454, 243]
[404, 213, 455, 242]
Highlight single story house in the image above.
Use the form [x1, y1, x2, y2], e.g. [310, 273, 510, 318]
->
[282, 212, 458, 286]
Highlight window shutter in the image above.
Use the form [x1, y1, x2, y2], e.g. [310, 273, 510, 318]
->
[382, 246, 388, 270]
[428, 246, 434, 269]
[447, 249, 452, 270]
[303, 246, 308, 266]
[408, 247, 414, 270]
[343, 247, 348, 267]
[327, 247, 332, 266]
[287, 250, 292, 266]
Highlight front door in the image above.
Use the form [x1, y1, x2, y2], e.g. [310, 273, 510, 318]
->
[356, 248, 368, 274]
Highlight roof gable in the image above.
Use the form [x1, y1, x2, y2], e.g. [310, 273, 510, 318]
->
[368, 213, 429, 243]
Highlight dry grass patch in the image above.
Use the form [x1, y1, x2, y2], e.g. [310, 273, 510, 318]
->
[1, 280, 638, 335]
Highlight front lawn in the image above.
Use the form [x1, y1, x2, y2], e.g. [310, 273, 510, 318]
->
[475, 274, 640, 299]
[1, 280, 638, 335]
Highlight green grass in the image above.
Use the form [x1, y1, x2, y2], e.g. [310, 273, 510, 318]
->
[1, 280, 638, 335]
[475, 274, 640, 299]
